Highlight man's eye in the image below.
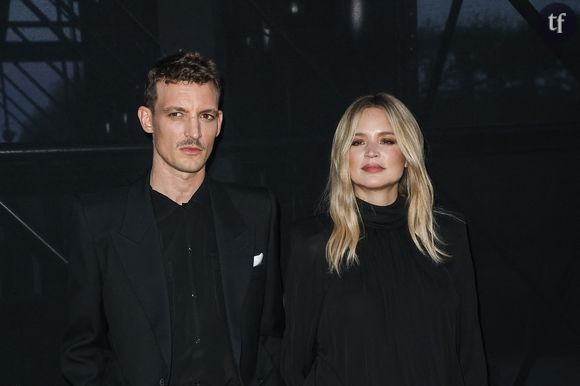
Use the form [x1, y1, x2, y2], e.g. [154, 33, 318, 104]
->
[168, 112, 183, 118]
[200, 113, 215, 121]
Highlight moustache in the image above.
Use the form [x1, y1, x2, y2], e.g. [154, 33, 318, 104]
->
[176, 138, 205, 150]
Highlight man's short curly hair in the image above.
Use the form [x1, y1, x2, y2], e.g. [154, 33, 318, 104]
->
[144, 51, 221, 110]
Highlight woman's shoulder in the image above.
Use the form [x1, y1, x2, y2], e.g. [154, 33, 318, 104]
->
[435, 209, 468, 242]
[434, 210, 474, 274]
[287, 214, 332, 270]
[292, 213, 332, 239]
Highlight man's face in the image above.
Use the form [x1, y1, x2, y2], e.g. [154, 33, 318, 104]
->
[138, 81, 222, 176]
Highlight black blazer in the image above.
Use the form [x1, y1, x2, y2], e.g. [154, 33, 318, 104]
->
[61, 176, 284, 386]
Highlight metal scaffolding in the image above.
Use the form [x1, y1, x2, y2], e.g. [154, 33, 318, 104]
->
[0, 0, 82, 143]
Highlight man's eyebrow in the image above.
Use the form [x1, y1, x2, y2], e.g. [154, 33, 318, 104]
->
[199, 108, 219, 114]
[161, 106, 187, 113]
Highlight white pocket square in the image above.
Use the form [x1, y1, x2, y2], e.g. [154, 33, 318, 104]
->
[253, 253, 264, 267]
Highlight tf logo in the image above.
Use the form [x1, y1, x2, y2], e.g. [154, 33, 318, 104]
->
[539, 3, 578, 41]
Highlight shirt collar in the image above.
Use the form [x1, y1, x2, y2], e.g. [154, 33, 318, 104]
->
[150, 179, 210, 221]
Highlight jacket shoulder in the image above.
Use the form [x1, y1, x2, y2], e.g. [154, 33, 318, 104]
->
[73, 186, 131, 235]
[77, 186, 129, 211]
[210, 179, 273, 205]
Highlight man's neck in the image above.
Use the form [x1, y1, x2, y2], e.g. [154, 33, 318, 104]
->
[149, 163, 206, 204]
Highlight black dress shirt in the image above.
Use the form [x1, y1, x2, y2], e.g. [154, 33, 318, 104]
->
[151, 182, 238, 386]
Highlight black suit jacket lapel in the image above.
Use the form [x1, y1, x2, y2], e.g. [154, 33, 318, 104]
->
[111, 177, 171, 368]
[208, 179, 253, 368]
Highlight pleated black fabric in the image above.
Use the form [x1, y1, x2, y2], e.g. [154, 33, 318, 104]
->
[282, 196, 488, 386]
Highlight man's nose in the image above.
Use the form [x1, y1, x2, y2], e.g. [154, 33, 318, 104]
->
[184, 118, 201, 139]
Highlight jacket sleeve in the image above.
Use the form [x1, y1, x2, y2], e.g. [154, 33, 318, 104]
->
[447, 219, 489, 386]
[280, 220, 328, 386]
[60, 198, 113, 386]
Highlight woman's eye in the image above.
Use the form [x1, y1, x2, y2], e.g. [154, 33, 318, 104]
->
[381, 138, 396, 145]
[351, 139, 364, 146]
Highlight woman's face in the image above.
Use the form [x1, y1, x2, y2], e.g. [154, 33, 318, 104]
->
[348, 107, 406, 205]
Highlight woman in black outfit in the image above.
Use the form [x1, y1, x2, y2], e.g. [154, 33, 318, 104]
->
[281, 93, 488, 386]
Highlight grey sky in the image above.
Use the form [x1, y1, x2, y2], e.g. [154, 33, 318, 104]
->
[418, 0, 580, 27]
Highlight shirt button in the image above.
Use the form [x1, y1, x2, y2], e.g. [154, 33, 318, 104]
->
[193, 337, 200, 344]
[159, 378, 165, 386]
[194, 381, 201, 386]
[191, 291, 197, 298]
[187, 247, 192, 253]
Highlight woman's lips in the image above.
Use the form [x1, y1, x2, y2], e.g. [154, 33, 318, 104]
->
[362, 164, 385, 173]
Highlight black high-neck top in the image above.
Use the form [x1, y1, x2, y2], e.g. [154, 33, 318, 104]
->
[282, 197, 488, 386]
[356, 195, 407, 229]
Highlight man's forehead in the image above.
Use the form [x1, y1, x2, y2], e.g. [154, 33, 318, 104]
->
[154, 81, 219, 104]
[156, 79, 217, 91]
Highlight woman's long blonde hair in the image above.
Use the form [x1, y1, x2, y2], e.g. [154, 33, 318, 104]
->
[325, 93, 446, 273]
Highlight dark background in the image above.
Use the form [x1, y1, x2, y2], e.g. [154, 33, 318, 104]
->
[1, 0, 579, 385]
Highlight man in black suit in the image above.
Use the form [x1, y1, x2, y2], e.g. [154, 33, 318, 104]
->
[61, 51, 284, 386]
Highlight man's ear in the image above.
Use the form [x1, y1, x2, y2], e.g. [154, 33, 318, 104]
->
[137, 106, 154, 134]
[216, 110, 223, 137]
